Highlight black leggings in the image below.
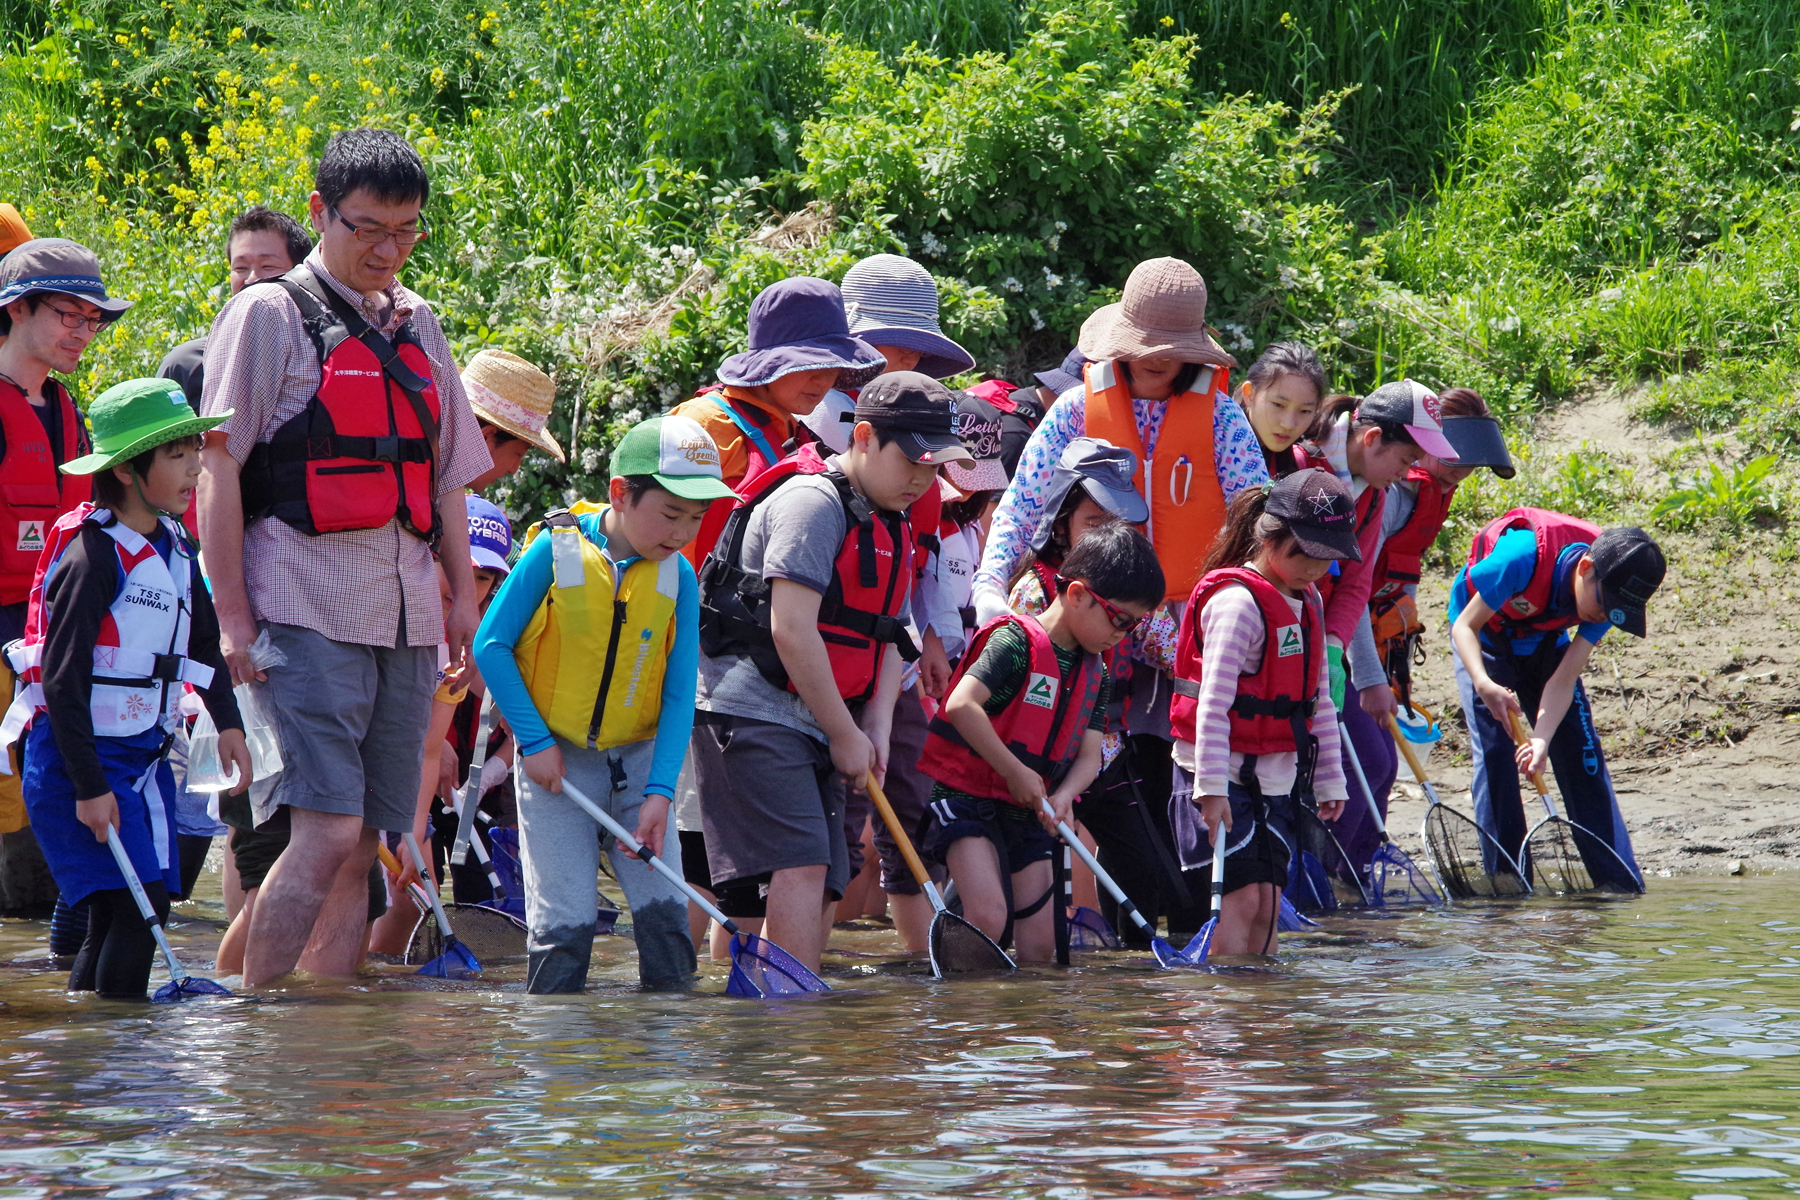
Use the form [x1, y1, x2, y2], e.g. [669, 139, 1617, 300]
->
[1074, 736, 1204, 945]
[69, 883, 170, 1001]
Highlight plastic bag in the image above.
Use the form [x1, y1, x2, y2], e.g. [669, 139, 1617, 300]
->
[183, 705, 238, 793]
[236, 684, 284, 779]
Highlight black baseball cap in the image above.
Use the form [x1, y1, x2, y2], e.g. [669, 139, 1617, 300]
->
[1267, 468, 1363, 562]
[1441, 416, 1516, 479]
[1589, 526, 1664, 637]
[853, 371, 973, 466]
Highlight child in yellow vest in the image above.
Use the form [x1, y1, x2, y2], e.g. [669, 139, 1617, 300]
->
[472, 415, 739, 992]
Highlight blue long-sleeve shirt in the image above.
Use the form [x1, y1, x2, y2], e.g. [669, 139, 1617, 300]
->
[472, 509, 699, 800]
[1449, 527, 1613, 655]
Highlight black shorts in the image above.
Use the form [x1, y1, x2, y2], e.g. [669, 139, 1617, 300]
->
[923, 788, 1058, 874]
[1169, 768, 1295, 893]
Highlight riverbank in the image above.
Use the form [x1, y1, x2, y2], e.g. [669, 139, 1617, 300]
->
[1395, 393, 1800, 878]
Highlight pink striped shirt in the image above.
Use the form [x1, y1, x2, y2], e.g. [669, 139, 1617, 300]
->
[1174, 579, 1347, 803]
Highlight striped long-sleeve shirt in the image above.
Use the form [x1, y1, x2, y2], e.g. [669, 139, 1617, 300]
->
[1173, 580, 1347, 804]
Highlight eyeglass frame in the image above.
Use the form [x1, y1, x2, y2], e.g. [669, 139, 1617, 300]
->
[37, 296, 118, 334]
[1055, 574, 1147, 633]
[329, 206, 430, 247]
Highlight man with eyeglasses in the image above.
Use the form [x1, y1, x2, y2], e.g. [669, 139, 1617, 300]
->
[0, 237, 130, 913]
[198, 128, 492, 988]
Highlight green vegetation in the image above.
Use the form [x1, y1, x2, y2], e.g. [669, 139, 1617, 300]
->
[1, 0, 1794, 528]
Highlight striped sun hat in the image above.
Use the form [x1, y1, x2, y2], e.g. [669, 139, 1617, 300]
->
[841, 254, 974, 380]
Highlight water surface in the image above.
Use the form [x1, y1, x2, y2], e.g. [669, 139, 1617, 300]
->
[3, 876, 1799, 1198]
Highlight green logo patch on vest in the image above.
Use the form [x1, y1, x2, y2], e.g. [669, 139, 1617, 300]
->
[16, 520, 43, 553]
[1275, 624, 1304, 658]
[1024, 672, 1058, 708]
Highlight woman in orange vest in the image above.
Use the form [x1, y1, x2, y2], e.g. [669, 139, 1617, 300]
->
[973, 256, 1272, 945]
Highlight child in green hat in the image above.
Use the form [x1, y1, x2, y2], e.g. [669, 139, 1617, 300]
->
[1, 377, 252, 999]
[472, 413, 739, 993]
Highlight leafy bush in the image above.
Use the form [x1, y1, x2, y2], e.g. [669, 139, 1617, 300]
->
[1651, 453, 1783, 532]
[801, 0, 1382, 370]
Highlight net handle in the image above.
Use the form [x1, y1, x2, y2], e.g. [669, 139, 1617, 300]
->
[557, 779, 742, 936]
[865, 773, 948, 912]
[1506, 710, 1556, 809]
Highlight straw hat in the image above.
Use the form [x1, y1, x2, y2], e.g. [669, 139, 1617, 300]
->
[1077, 257, 1235, 369]
[462, 348, 564, 463]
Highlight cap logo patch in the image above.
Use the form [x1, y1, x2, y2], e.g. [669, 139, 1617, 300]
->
[1310, 492, 1341, 517]
[1420, 390, 1442, 425]
[1024, 673, 1058, 709]
[671, 433, 720, 471]
[1275, 624, 1303, 658]
[1609, 607, 1626, 626]
[956, 412, 1002, 459]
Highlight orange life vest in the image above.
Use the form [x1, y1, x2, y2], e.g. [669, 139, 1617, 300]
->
[1082, 359, 1229, 602]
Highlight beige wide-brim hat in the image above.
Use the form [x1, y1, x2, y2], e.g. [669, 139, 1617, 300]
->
[1077, 257, 1236, 370]
[462, 348, 564, 463]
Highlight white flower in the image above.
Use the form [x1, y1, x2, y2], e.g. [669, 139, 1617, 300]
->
[1277, 264, 1301, 290]
[1597, 287, 1624, 303]
[1219, 321, 1254, 353]
[580, 447, 602, 473]
[1054, 221, 1068, 233]
[1334, 317, 1360, 336]
[620, 406, 644, 423]
[1046, 234, 1060, 252]
[1028, 308, 1045, 331]
[1002, 276, 1023, 293]
[1488, 314, 1521, 334]
[920, 231, 946, 258]
[1042, 266, 1062, 288]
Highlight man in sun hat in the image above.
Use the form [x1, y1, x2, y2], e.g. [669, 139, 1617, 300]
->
[196, 128, 494, 986]
[0, 237, 129, 876]
[473, 413, 735, 992]
[672, 275, 884, 566]
[463, 348, 564, 492]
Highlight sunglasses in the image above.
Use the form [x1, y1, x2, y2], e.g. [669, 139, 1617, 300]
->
[1057, 575, 1146, 632]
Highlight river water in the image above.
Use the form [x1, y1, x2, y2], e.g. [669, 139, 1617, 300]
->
[2, 876, 1798, 1198]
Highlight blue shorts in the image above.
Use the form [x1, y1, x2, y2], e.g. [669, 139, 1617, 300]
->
[22, 720, 182, 907]
[923, 787, 1058, 874]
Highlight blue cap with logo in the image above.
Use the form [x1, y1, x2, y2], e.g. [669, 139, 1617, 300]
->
[466, 496, 513, 575]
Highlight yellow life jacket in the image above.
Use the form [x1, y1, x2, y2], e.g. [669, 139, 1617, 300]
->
[513, 502, 680, 751]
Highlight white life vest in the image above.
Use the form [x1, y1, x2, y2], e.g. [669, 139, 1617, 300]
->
[1, 508, 214, 760]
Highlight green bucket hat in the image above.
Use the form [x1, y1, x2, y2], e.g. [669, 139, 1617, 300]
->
[60, 377, 231, 475]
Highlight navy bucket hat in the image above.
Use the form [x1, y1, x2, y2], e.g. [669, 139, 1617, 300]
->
[715, 277, 885, 390]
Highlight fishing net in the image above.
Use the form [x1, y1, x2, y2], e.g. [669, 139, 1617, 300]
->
[407, 905, 513, 974]
[929, 911, 1015, 974]
[484, 827, 529, 921]
[1277, 895, 1318, 932]
[1288, 808, 1366, 911]
[1181, 920, 1217, 965]
[153, 974, 232, 1003]
[725, 933, 831, 997]
[1366, 842, 1444, 908]
[1068, 906, 1122, 950]
[1523, 814, 1596, 894]
[1423, 802, 1529, 899]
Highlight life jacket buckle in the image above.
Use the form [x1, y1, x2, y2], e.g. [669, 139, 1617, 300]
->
[149, 653, 183, 684]
[370, 436, 402, 464]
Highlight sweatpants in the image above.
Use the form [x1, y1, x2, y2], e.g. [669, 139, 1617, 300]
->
[517, 736, 696, 993]
[1455, 639, 1640, 890]
[1328, 701, 1399, 880]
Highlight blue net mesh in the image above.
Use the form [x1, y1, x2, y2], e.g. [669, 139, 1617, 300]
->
[726, 934, 831, 997]
[485, 827, 529, 921]
[1179, 923, 1217, 966]
[1068, 906, 1121, 950]
[152, 975, 233, 1003]
[415, 936, 481, 979]
[1366, 842, 1444, 907]
[1277, 895, 1318, 931]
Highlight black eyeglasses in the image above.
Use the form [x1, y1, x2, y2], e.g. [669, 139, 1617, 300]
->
[330, 207, 429, 247]
[1057, 575, 1147, 632]
[41, 301, 113, 334]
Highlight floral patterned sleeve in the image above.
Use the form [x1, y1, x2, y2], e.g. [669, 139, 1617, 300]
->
[975, 386, 1087, 598]
[1213, 389, 1271, 501]
[1008, 569, 1052, 617]
[1130, 604, 1179, 673]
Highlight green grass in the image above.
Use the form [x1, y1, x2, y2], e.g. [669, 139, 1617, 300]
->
[2, 0, 1797, 524]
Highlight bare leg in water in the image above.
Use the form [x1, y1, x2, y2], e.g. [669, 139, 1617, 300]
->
[242, 808, 374, 986]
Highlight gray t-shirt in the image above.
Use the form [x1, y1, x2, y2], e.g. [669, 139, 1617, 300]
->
[697, 459, 910, 741]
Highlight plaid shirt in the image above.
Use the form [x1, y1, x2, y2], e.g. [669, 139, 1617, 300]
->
[200, 252, 491, 647]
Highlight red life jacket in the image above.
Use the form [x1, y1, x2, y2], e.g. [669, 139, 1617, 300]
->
[919, 612, 1104, 801]
[1465, 507, 1601, 635]
[1169, 567, 1324, 784]
[1261, 440, 1308, 480]
[0, 377, 90, 606]
[698, 452, 918, 705]
[238, 267, 442, 543]
[1293, 444, 1384, 606]
[1370, 467, 1457, 604]
[1028, 561, 1131, 734]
